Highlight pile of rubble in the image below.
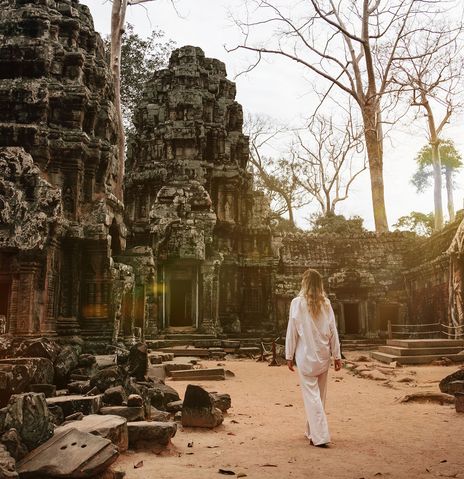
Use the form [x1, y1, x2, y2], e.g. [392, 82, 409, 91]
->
[0, 337, 231, 478]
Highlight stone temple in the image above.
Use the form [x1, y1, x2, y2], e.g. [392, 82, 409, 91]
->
[1, 0, 464, 346]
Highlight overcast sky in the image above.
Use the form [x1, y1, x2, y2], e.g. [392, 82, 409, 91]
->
[81, 0, 464, 230]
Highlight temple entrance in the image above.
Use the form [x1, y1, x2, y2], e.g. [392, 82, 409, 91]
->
[161, 263, 199, 329]
[0, 280, 10, 333]
[343, 302, 360, 334]
[170, 279, 192, 327]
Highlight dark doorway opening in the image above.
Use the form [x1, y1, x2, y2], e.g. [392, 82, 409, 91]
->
[170, 279, 192, 327]
[344, 303, 360, 334]
[378, 304, 399, 331]
[0, 281, 10, 333]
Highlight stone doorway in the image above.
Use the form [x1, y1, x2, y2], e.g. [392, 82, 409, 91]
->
[161, 263, 199, 329]
[343, 302, 360, 334]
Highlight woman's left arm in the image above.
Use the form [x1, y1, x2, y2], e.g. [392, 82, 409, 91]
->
[328, 303, 342, 370]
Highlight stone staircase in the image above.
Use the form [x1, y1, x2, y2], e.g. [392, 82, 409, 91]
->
[340, 336, 386, 352]
[371, 339, 464, 365]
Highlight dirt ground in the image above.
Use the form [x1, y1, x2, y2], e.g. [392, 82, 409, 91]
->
[116, 354, 464, 479]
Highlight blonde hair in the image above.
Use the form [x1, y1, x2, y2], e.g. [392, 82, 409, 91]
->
[300, 268, 327, 318]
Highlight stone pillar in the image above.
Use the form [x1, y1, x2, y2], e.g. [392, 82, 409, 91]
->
[14, 260, 41, 336]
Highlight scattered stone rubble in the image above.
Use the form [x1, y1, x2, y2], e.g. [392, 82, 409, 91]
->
[0, 338, 233, 477]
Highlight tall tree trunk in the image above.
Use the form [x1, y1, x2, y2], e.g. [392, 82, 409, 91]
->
[284, 195, 295, 228]
[110, 0, 127, 201]
[362, 103, 389, 233]
[445, 166, 455, 222]
[430, 140, 444, 230]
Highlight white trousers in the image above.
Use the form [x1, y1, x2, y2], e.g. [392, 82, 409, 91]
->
[297, 368, 330, 446]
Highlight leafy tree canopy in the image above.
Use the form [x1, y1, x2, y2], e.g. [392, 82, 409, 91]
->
[393, 211, 434, 237]
[310, 213, 366, 235]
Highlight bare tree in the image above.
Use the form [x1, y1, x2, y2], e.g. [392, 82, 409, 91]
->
[290, 115, 366, 216]
[245, 114, 308, 227]
[392, 28, 464, 230]
[229, 0, 457, 232]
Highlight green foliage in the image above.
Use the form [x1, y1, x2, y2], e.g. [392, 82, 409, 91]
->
[393, 211, 434, 237]
[411, 140, 463, 193]
[310, 213, 366, 234]
[107, 24, 175, 132]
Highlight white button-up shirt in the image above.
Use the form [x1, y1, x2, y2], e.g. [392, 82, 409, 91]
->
[285, 295, 341, 376]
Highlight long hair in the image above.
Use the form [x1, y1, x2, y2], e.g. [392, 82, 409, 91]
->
[299, 268, 327, 318]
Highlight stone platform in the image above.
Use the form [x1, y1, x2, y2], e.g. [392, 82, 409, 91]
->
[371, 339, 464, 364]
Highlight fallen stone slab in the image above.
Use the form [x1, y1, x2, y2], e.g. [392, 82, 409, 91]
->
[127, 421, 177, 448]
[237, 347, 260, 357]
[22, 338, 61, 363]
[181, 385, 224, 428]
[399, 392, 455, 405]
[90, 367, 126, 393]
[100, 406, 145, 422]
[170, 368, 225, 381]
[95, 355, 117, 369]
[55, 415, 128, 452]
[46, 394, 102, 417]
[164, 362, 194, 375]
[157, 347, 211, 357]
[17, 428, 119, 478]
[446, 380, 464, 395]
[455, 392, 464, 413]
[1, 393, 54, 451]
[440, 369, 464, 394]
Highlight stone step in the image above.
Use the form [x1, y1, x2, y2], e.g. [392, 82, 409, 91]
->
[155, 347, 211, 357]
[379, 345, 464, 356]
[170, 368, 226, 381]
[371, 351, 464, 365]
[163, 334, 216, 340]
[386, 339, 464, 348]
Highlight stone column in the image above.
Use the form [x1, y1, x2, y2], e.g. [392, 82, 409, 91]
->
[14, 260, 41, 336]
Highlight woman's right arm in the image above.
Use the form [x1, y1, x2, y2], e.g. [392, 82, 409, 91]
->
[285, 299, 299, 371]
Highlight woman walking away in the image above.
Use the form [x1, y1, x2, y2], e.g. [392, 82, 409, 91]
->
[285, 268, 342, 448]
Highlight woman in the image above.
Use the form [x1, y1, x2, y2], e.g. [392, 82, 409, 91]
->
[285, 268, 342, 447]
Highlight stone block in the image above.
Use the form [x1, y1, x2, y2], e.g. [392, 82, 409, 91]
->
[127, 421, 177, 448]
[46, 394, 102, 417]
[181, 385, 224, 428]
[102, 386, 127, 407]
[55, 415, 128, 452]
[100, 406, 145, 422]
[17, 428, 119, 478]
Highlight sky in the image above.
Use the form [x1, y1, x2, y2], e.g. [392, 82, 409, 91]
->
[81, 0, 464, 230]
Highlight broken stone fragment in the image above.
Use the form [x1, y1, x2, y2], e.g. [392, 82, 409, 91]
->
[103, 386, 127, 407]
[455, 392, 464, 413]
[147, 383, 180, 411]
[55, 415, 128, 452]
[210, 393, 232, 413]
[17, 428, 119, 478]
[90, 367, 126, 394]
[100, 406, 145, 422]
[68, 381, 92, 395]
[0, 358, 54, 406]
[30, 384, 56, 398]
[0, 443, 17, 478]
[181, 385, 224, 428]
[22, 338, 62, 363]
[126, 421, 177, 449]
[149, 407, 170, 422]
[46, 394, 102, 417]
[127, 343, 148, 381]
[54, 346, 80, 387]
[127, 394, 143, 408]
[78, 354, 97, 368]
[439, 369, 464, 394]
[0, 429, 27, 461]
[166, 400, 183, 413]
[0, 393, 54, 451]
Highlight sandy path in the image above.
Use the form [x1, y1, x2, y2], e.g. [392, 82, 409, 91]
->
[116, 357, 464, 479]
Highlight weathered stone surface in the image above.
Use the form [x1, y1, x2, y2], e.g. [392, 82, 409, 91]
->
[127, 421, 177, 448]
[68, 381, 92, 395]
[78, 355, 97, 368]
[0, 443, 17, 478]
[147, 383, 180, 411]
[439, 369, 464, 394]
[22, 339, 61, 363]
[0, 358, 54, 406]
[54, 346, 80, 387]
[127, 343, 148, 381]
[0, 393, 54, 451]
[17, 429, 119, 479]
[100, 406, 145, 422]
[170, 368, 225, 381]
[30, 384, 56, 398]
[455, 392, 464, 413]
[210, 393, 231, 413]
[166, 400, 183, 413]
[150, 407, 170, 422]
[55, 414, 128, 452]
[126, 394, 143, 408]
[46, 395, 102, 417]
[90, 367, 126, 394]
[0, 429, 27, 461]
[181, 385, 224, 428]
[103, 387, 127, 407]
[47, 406, 64, 427]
